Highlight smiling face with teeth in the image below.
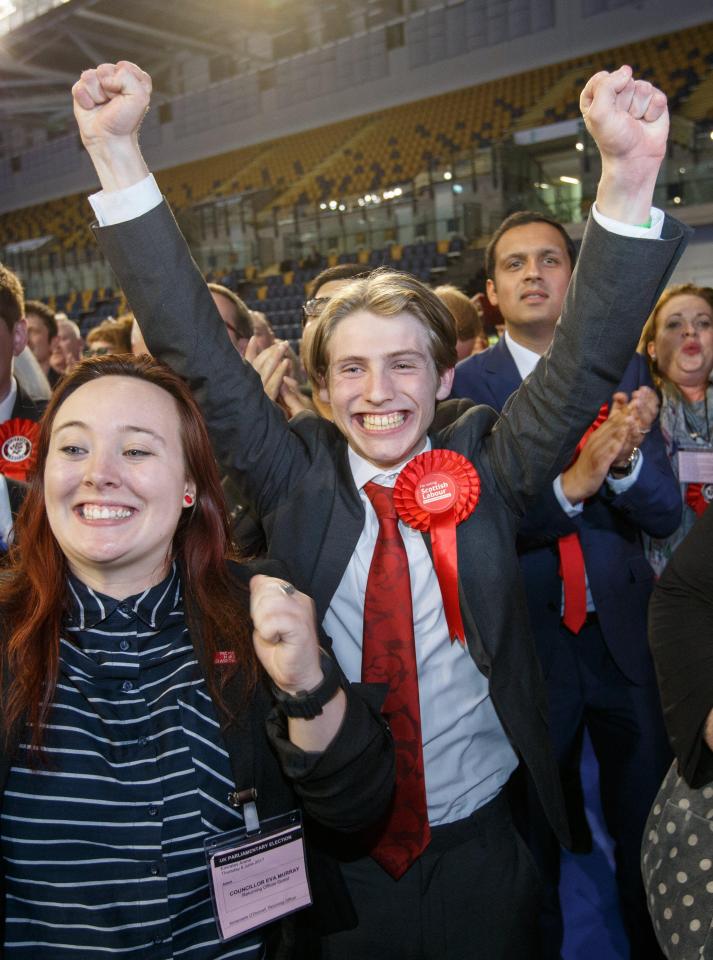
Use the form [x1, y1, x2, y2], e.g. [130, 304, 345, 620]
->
[319, 309, 454, 469]
[44, 376, 196, 597]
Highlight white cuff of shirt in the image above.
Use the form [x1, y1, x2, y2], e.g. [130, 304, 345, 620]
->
[89, 174, 162, 227]
[606, 448, 644, 493]
[553, 446, 644, 516]
[553, 474, 583, 517]
[591, 203, 664, 240]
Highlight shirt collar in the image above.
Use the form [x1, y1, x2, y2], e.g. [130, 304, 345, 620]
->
[348, 438, 432, 492]
[503, 330, 542, 380]
[0, 377, 18, 424]
[66, 562, 182, 630]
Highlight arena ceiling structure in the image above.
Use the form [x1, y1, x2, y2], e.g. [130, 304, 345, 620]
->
[0, 0, 407, 132]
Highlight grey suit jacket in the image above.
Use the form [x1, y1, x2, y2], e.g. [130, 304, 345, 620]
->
[94, 201, 689, 846]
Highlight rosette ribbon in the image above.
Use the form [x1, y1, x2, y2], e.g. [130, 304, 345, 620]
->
[686, 482, 713, 518]
[0, 417, 40, 481]
[394, 450, 480, 646]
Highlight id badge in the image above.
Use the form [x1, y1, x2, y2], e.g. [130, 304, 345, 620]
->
[678, 449, 713, 483]
[205, 808, 312, 942]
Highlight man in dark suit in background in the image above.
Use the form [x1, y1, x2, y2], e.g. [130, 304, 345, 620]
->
[73, 59, 687, 958]
[0, 266, 47, 484]
[452, 210, 679, 958]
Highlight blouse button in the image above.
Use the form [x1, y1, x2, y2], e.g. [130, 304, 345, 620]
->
[121, 680, 133, 693]
[119, 639, 130, 652]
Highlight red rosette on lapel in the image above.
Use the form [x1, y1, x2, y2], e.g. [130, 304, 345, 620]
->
[0, 417, 40, 481]
[686, 482, 713, 517]
[393, 450, 480, 646]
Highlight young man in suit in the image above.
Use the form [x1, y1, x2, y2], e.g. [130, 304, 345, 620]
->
[72, 60, 687, 958]
[451, 211, 679, 958]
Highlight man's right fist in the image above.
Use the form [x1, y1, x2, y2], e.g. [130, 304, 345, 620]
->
[72, 61, 152, 147]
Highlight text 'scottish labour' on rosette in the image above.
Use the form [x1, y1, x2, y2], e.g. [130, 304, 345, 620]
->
[394, 450, 480, 645]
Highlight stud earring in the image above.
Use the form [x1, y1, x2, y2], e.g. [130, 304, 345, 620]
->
[184, 493, 194, 506]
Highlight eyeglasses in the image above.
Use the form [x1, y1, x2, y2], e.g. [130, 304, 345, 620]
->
[301, 297, 330, 327]
[83, 346, 112, 357]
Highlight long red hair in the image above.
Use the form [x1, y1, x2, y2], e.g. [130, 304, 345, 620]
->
[0, 355, 257, 755]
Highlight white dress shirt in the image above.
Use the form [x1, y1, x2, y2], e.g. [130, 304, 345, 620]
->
[0, 376, 18, 424]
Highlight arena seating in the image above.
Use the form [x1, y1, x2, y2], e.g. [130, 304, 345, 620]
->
[2, 21, 712, 314]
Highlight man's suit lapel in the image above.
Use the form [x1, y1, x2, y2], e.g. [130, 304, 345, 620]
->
[11, 382, 46, 423]
[484, 338, 523, 411]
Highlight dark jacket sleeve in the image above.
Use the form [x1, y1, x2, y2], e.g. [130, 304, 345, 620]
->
[649, 505, 713, 788]
[93, 202, 318, 520]
[265, 680, 393, 833]
[600, 419, 681, 539]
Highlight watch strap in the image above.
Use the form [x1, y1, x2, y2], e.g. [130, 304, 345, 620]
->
[270, 649, 345, 719]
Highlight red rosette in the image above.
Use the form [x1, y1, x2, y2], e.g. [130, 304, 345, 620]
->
[0, 417, 40, 481]
[686, 482, 713, 518]
[394, 450, 480, 646]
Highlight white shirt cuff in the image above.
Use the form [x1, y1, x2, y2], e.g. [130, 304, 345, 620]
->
[591, 203, 664, 240]
[606, 448, 644, 493]
[553, 474, 583, 517]
[89, 174, 162, 227]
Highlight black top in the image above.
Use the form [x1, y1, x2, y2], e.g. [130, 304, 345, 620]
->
[649, 504, 713, 788]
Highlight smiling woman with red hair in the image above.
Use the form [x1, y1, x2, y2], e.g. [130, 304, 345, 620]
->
[0, 355, 392, 959]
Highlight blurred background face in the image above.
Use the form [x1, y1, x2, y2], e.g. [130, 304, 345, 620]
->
[26, 312, 56, 367]
[44, 375, 194, 595]
[84, 339, 115, 357]
[52, 320, 83, 374]
[251, 311, 275, 352]
[211, 292, 249, 355]
[649, 293, 713, 391]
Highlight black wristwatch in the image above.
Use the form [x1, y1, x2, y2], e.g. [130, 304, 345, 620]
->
[270, 650, 345, 719]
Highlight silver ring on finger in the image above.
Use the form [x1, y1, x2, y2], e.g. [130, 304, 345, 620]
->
[280, 582, 296, 596]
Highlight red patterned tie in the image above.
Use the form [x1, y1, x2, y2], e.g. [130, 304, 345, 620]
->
[362, 480, 431, 878]
[557, 404, 609, 635]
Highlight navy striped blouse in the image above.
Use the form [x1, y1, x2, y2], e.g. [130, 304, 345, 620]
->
[1, 564, 264, 959]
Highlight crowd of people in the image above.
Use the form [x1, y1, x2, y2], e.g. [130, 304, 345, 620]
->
[0, 58, 710, 960]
